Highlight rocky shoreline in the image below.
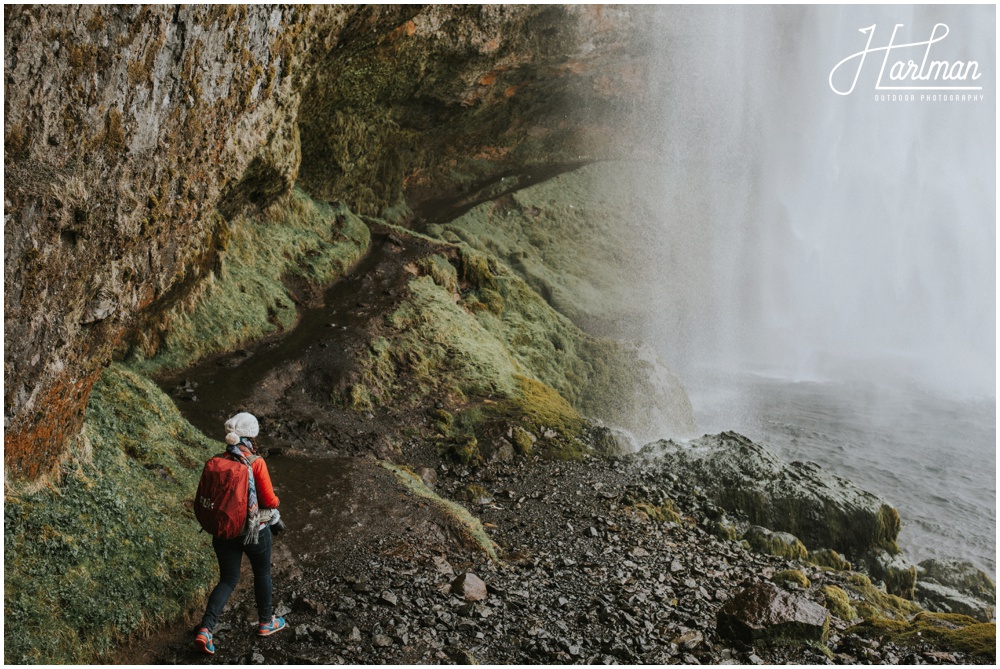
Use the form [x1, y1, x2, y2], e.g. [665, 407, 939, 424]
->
[145, 443, 993, 665]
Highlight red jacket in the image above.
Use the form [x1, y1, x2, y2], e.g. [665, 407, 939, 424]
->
[239, 445, 280, 508]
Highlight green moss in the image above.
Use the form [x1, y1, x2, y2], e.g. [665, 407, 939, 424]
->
[439, 434, 482, 467]
[708, 518, 740, 542]
[631, 501, 681, 524]
[129, 188, 370, 372]
[845, 575, 923, 621]
[822, 585, 859, 621]
[349, 383, 374, 412]
[380, 462, 498, 562]
[850, 613, 995, 661]
[773, 569, 811, 589]
[507, 375, 583, 438]
[849, 572, 872, 587]
[430, 408, 454, 434]
[420, 253, 460, 294]
[4, 365, 218, 664]
[460, 484, 491, 504]
[807, 548, 852, 571]
[743, 526, 808, 560]
[510, 426, 535, 455]
[883, 563, 917, 600]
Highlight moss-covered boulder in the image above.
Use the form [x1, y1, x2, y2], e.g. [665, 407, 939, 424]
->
[915, 558, 996, 623]
[821, 585, 859, 622]
[859, 548, 917, 600]
[641, 431, 902, 562]
[843, 572, 923, 621]
[773, 570, 812, 590]
[807, 548, 852, 572]
[744, 526, 808, 561]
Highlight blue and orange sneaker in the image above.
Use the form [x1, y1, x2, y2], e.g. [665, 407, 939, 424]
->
[257, 615, 287, 636]
[194, 627, 215, 655]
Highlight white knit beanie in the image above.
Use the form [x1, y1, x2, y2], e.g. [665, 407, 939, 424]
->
[225, 412, 259, 445]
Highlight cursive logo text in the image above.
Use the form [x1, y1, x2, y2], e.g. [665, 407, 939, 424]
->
[830, 23, 982, 96]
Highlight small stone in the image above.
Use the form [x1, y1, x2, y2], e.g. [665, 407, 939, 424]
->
[674, 630, 704, 649]
[450, 573, 488, 602]
[349, 627, 362, 641]
[418, 467, 438, 486]
[373, 634, 393, 647]
[251, 650, 265, 664]
[379, 591, 398, 607]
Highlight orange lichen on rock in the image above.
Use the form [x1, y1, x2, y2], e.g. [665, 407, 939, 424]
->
[5, 369, 102, 480]
[390, 20, 417, 41]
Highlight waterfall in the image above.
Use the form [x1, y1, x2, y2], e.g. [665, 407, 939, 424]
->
[641, 4, 995, 400]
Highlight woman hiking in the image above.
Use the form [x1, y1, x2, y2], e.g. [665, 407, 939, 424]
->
[194, 412, 287, 655]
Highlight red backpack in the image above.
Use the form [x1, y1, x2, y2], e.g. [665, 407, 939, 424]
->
[194, 453, 258, 539]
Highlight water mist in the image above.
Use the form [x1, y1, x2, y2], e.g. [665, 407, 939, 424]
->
[629, 5, 995, 574]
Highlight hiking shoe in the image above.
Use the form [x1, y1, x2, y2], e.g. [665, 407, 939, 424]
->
[257, 616, 287, 636]
[194, 627, 215, 655]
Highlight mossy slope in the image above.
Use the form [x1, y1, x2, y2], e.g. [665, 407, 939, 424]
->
[352, 239, 693, 459]
[4, 364, 219, 664]
[130, 187, 370, 374]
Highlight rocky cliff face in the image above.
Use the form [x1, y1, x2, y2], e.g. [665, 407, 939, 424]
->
[4, 5, 663, 478]
[4, 5, 329, 477]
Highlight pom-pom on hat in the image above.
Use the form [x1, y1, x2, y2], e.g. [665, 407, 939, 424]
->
[225, 412, 259, 445]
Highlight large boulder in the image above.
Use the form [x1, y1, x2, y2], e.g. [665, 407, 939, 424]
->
[717, 582, 830, 644]
[915, 558, 996, 623]
[641, 431, 902, 561]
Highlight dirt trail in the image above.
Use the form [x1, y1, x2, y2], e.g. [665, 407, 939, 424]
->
[133, 232, 484, 663]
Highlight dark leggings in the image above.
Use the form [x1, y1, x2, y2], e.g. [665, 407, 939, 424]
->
[200, 526, 272, 631]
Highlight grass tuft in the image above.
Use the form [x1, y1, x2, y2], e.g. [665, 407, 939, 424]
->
[379, 461, 499, 562]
